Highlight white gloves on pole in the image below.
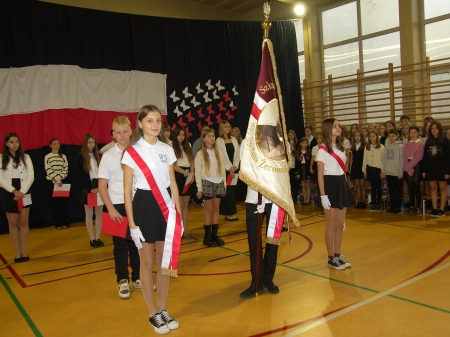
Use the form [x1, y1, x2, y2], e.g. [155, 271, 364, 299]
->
[130, 227, 145, 249]
[254, 203, 265, 214]
[320, 195, 331, 210]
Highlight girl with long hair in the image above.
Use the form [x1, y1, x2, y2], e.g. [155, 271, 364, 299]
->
[317, 119, 354, 270]
[362, 131, 384, 211]
[45, 138, 70, 229]
[122, 105, 181, 333]
[76, 134, 103, 247]
[195, 128, 226, 247]
[295, 137, 311, 205]
[349, 131, 366, 209]
[288, 130, 299, 203]
[231, 127, 243, 146]
[216, 120, 240, 221]
[170, 126, 195, 238]
[422, 122, 450, 217]
[0, 133, 34, 263]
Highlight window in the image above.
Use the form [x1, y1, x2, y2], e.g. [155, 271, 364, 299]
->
[360, 0, 399, 35]
[322, 2, 358, 45]
[424, 0, 450, 20]
[324, 42, 359, 77]
[362, 32, 401, 72]
[425, 19, 450, 60]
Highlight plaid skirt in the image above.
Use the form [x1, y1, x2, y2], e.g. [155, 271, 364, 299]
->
[202, 179, 225, 199]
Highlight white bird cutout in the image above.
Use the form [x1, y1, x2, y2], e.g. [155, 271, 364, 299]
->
[191, 97, 200, 107]
[196, 83, 204, 94]
[203, 92, 212, 103]
[174, 106, 183, 117]
[180, 100, 190, 111]
[182, 87, 192, 98]
[229, 101, 235, 108]
[232, 86, 239, 95]
[216, 80, 225, 91]
[212, 89, 220, 100]
[170, 90, 180, 102]
[205, 79, 214, 90]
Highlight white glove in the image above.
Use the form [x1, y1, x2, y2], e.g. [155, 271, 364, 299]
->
[254, 203, 265, 214]
[130, 227, 145, 249]
[320, 195, 331, 210]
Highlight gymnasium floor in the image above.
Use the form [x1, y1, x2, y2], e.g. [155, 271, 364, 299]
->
[1, 202, 449, 337]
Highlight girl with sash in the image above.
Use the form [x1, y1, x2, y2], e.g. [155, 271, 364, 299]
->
[122, 105, 181, 334]
[317, 119, 354, 270]
[76, 134, 104, 248]
[195, 127, 227, 247]
[170, 125, 195, 238]
[0, 132, 34, 263]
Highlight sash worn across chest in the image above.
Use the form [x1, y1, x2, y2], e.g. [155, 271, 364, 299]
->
[126, 145, 182, 277]
[319, 145, 346, 176]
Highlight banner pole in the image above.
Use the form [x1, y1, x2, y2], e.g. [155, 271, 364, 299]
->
[255, 192, 263, 297]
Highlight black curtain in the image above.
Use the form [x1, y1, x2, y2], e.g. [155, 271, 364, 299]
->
[0, 0, 303, 232]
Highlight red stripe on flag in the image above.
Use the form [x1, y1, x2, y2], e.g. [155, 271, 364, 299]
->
[17, 199, 23, 212]
[52, 191, 70, 197]
[0, 109, 138, 150]
[251, 103, 262, 120]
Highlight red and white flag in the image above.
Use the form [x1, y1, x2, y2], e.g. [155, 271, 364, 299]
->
[17, 194, 32, 212]
[239, 39, 299, 243]
[182, 174, 194, 194]
[87, 192, 104, 208]
[52, 184, 71, 197]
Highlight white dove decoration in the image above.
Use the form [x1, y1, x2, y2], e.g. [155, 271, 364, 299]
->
[213, 89, 220, 100]
[196, 83, 204, 94]
[216, 80, 225, 91]
[230, 101, 235, 109]
[203, 92, 212, 103]
[191, 97, 200, 107]
[170, 90, 180, 102]
[174, 106, 183, 117]
[205, 79, 214, 90]
[232, 86, 239, 95]
[182, 87, 192, 98]
[180, 100, 190, 111]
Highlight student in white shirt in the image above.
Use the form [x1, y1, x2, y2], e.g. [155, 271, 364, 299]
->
[0, 132, 34, 263]
[75, 134, 104, 248]
[195, 128, 227, 247]
[98, 116, 140, 300]
[316, 119, 354, 270]
[122, 105, 181, 334]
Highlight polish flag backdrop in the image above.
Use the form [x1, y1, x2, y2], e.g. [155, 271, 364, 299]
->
[239, 40, 299, 232]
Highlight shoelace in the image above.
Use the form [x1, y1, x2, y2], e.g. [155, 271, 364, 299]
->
[331, 257, 341, 265]
[153, 314, 166, 326]
[160, 310, 173, 322]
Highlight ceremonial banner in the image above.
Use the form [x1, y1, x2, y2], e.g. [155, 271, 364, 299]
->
[182, 174, 194, 194]
[239, 39, 299, 241]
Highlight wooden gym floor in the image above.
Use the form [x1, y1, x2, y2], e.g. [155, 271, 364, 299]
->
[1, 202, 449, 336]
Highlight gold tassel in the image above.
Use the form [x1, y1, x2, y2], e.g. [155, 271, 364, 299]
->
[161, 268, 178, 278]
[266, 237, 280, 245]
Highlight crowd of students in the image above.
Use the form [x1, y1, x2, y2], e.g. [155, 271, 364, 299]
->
[290, 116, 450, 218]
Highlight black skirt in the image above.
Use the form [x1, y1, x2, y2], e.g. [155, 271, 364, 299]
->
[175, 166, 192, 197]
[219, 185, 237, 215]
[350, 150, 364, 180]
[0, 178, 30, 213]
[310, 161, 318, 182]
[324, 175, 355, 210]
[132, 189, 168, 243]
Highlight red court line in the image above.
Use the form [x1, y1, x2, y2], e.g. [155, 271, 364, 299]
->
[407, 249, 450, 280]
[248, 306, 348, 337]
[0, 254, 27, 288]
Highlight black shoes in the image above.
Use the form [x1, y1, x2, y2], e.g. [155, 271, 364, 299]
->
[281, 226, 288, 232]
[264, 281, 280, 294]
[96, 239, 104, 247]
[90, 239, 104, 248]
[14, 256, 30, 263]
[239, 284, 265, 298]
[203, 225, 217, 247]
[211, 224, 225, 246]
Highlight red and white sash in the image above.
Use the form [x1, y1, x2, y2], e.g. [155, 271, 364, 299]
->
[319, 145, 346, 176]
[126, 144, 183, 278]
[266, 203, 285, 245]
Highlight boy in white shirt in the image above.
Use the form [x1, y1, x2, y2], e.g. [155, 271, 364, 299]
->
[98, 116, 140, 299]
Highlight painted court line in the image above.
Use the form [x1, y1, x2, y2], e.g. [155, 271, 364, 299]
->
[283, 261, 450, 336]
[0, 275, 43, 337]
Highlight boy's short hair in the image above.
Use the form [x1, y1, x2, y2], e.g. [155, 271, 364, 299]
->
[388, 130, 398, 136]
[112, 116, 131, 129]
[400, 115, 410, 121]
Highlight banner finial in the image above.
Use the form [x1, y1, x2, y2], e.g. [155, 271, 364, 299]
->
[262, 1, 272, 39]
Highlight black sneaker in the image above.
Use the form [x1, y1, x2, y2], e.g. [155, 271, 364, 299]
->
[264, 281, 280, 294]
[392, 208, 401, 214]
[429, 209, 438, 217]
[328, 256, 345, 270]
[239, 284, 265, 298]
[149, 313, 170, 334]
[96, 239, 104, 247]
[160, 310, 179, 330]
[360, 203, 367, 209]
[335, 254, 351, 268]
[434, 209, 446, 218]
[386, 208, 395, 213]
[90, 240, 98, 248]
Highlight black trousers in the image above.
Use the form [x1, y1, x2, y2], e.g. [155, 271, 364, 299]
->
[407, 180, 422, 208]
[47, 180, 70, 228]
[105, 203, 140, 283]
[245, 203, 278, 287]
[370, 180, 382, 204]
[386, 175, 403, 209]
